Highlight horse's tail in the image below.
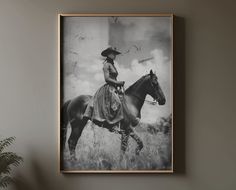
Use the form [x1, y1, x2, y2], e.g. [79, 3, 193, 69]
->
[60, 100, 71, 151]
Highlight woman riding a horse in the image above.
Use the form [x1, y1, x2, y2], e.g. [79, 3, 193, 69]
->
[83, 47, 139, 132]
[61, 47, 166, 161]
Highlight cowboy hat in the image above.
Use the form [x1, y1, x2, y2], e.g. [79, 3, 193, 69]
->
[101, 47, 121, 57]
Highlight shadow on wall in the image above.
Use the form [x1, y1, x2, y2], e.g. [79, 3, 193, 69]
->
[13, 157, 67, 190]
[173, 16, 186, 175]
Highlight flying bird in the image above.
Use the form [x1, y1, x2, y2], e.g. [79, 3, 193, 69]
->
[74, 34, 86, 40]
[69, 50, 78, 55]
[132, 45, 141, 51]
[79, 36, 85, 40]
[122, 45, 142, 55]
[138, 57, 154, 63]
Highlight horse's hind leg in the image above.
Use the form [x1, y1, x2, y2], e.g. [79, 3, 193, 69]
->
[68, 118, 87, 160]
[61, 100, 71, 151]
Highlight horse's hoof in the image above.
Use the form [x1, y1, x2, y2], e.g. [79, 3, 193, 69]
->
[130, 156, 136, 163]
[70, 152, 77, 162]
[119, 151, 127, 162]
[135, 149, 140, 155]
[70, 156, 77, 162]
[135, 143, 144, 155]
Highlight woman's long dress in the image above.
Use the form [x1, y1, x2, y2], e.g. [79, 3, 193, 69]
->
[83, 59, 123, 125]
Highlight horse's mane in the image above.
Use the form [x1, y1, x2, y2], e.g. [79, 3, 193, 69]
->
[125, 74, 150, 94]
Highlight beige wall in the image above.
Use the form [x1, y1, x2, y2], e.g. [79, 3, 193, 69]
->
[0, 0, 235, 189]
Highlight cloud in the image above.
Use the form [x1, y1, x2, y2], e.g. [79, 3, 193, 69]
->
[109, 16, 172, 67]
[64, 74, 94, 101]
[118, 17, 171, 42]
[117, 48, 170, 89]
[93, 72, 103, 81]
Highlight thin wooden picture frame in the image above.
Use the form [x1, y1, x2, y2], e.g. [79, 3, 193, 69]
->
[58, 13, 174, 173]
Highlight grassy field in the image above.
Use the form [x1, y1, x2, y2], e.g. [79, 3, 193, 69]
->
[63, 115, 172, 171]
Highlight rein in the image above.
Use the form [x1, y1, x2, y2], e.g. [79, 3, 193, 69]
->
[129, 91, 157, 105]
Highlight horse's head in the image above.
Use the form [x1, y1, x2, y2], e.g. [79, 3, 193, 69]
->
[146, 70, 166, 105]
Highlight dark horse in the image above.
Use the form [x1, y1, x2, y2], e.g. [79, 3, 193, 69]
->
[61, 70, 166, 160]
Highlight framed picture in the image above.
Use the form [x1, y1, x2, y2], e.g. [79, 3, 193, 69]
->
[58, 14, 173, 173]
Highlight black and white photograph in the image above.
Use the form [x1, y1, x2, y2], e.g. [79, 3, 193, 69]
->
[59, 14, 173, 173]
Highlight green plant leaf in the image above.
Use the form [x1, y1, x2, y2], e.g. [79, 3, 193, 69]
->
[0, 137, 15, 153]
[0, 176, 13, 188]
[0, 137, 23, 188]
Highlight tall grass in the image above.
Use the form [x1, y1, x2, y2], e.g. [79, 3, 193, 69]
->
[63, 115, 172, 170]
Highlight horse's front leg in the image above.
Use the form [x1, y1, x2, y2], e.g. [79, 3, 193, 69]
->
[129, 128, 144, 155]
[120, 130, 129, 154]
[119, 129, 130, 165]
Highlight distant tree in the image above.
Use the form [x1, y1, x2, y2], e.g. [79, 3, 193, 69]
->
[0, 137, 23, 188]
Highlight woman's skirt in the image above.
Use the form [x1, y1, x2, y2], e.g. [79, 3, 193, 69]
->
[84, 84, 124, 125]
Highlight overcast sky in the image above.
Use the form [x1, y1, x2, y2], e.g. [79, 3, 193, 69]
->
[62, 16, 172, 123]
